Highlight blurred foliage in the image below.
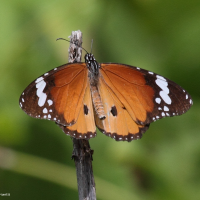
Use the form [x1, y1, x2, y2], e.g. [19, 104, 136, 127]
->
[0, 0, 200, 200]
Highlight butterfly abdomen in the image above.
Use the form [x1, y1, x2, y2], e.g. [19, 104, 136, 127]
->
[90, 83, 105, 120]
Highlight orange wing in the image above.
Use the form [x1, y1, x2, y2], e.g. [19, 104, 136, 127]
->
[99, 63, 155, 123]
[97, 63, 192, 141]
[50, 64, 88, 125]
[95, 71, 149, 141]
[58, 79, 96, 138]
[20, 63, 88, 126]
[20, 62, 97, 139]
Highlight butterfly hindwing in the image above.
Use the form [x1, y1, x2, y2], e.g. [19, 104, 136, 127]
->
[95, 75, 149, 141]
[19, 63, 88, 126]
[58, 80, 96, 139]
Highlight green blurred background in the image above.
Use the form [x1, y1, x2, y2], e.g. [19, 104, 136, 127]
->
[0, 0, 200, 199]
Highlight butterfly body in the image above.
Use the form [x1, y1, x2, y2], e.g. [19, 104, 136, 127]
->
[19, 53, 193, 141]
[85, 54, 106, 120]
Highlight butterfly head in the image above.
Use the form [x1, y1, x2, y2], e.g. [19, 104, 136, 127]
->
[85, 53, 100, 76]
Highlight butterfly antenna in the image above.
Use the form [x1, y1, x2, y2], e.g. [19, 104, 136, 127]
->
[56, 38, 88, 54]
[90, 39, 93, 54]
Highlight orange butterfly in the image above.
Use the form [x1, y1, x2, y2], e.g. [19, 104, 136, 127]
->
[19, 52, 192, 141]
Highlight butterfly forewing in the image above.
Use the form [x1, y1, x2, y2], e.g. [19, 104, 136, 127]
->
[100, 63, 193, 127]
[19, 63, 88, 126]
[100, 64, 155, 125]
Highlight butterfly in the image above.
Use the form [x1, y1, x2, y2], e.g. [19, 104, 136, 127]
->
[19, 52, 193, 142]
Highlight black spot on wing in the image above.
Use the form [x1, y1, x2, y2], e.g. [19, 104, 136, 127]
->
[84, 104, 89, 115]
[110, 106, 117, 117]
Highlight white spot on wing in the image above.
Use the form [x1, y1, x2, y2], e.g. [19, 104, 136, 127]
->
[43, 108, 48, 113]
[36, 81, 46, 95]
[156, 75, 166, 81]
[36, 80, 47, 107]
[155, 79, 169, 94]
[48, 114, 51, 118]
[47, 99, 53, 106]
[38, 93, 47, 107]
[148, 71, 154, 74]
[186, 94, 188, 99]
[155, 75, 172, 105]
[155, 98, 161, 104]
[160, 91, 172, 104]
[164, 106, 169, 111]
[35, 77, 44, 83]
[161, 112, 165, 116]
[44, 73, 49, 76]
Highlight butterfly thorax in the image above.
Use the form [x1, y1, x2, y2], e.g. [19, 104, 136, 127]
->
[85, 53, 100, 76]
[85, 53, 106, 120]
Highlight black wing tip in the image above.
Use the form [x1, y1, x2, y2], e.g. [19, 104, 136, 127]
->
[145, 93, 193, 124]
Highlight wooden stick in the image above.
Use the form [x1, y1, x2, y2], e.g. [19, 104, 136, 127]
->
[58, 30, 96, 200]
